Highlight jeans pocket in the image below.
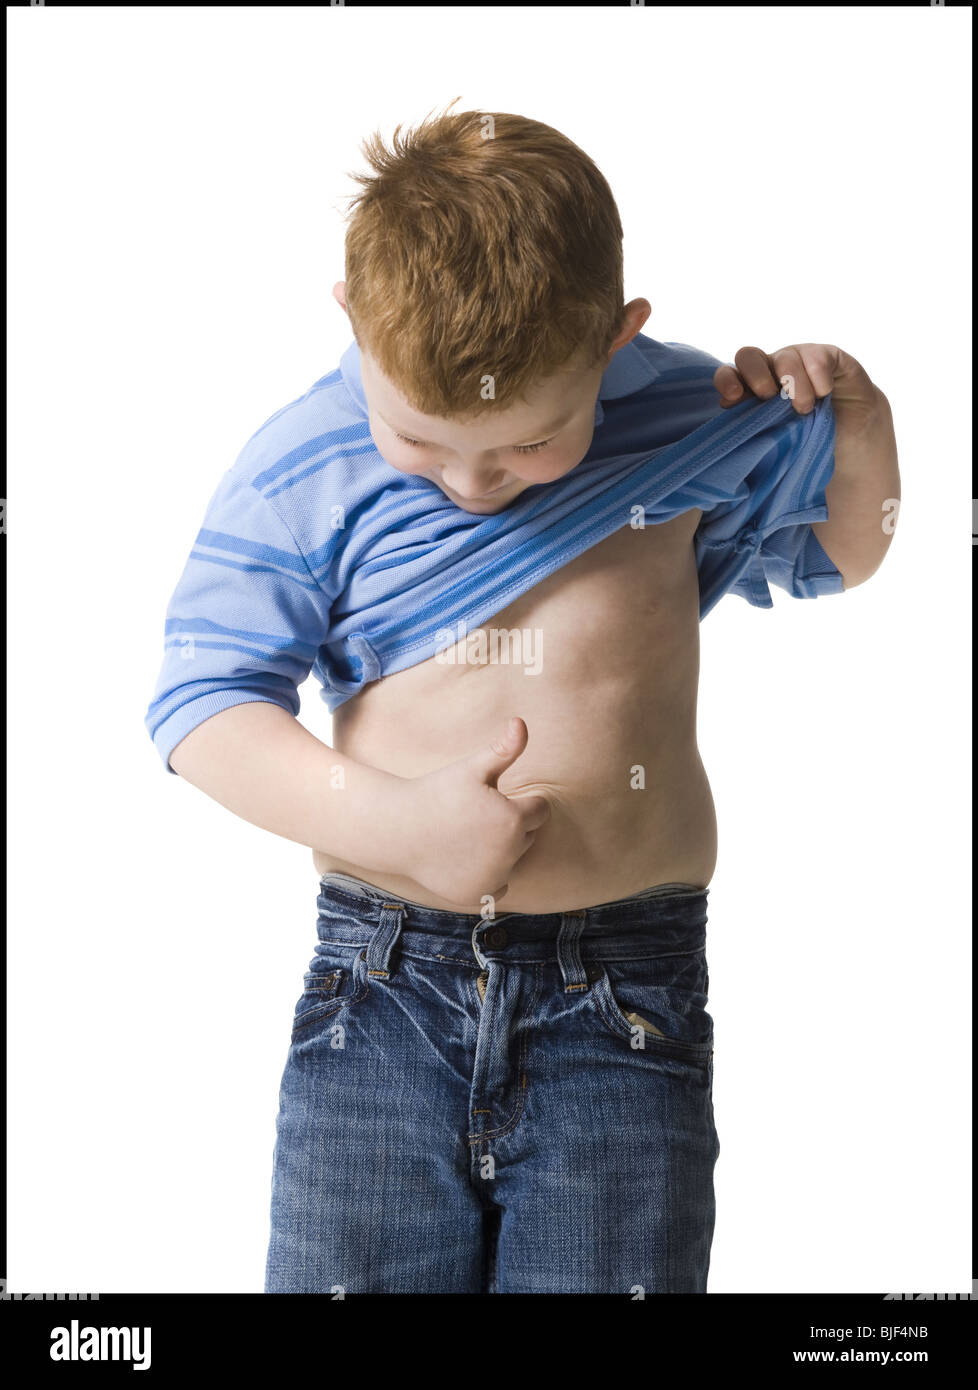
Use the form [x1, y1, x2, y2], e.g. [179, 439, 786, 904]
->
[587, 950, 714, 1066]
[290, 943, 369, 1040]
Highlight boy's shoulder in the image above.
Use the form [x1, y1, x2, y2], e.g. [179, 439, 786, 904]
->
[218, 345, 382, 544]
[233, 353, 367, 483]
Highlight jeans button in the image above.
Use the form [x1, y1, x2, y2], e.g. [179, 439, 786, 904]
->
[484, 925, 508, 949]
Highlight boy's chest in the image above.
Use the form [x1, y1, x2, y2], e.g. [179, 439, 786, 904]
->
[492, 505, 704, 638]
[334, 507, 704, 756]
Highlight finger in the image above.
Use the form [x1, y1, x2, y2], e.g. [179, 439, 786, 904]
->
[714, 364, 745, 407]
[514, 831, 542, 865]
[512, 793, 552, 830]
[796, 342, 839, 398]
[772, 346, 815, 413]
[476, 716, 528, 787]
[733, 345, 780, 399]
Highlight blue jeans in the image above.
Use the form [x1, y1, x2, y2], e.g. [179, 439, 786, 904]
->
[265, 872, 720, 1294]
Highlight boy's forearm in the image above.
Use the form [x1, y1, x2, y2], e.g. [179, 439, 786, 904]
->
[167, 701, 416, 874]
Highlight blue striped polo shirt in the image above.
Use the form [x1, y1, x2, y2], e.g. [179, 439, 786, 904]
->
[145, 332, 843, 772]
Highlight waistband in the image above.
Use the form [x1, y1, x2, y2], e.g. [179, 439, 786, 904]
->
[320, 870, 704, 911]
[316, 871, 710, 969]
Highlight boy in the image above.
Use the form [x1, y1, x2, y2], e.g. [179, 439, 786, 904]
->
[145, 107, 899, 1293]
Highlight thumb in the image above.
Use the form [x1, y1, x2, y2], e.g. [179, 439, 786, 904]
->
[471, 716, 528, 787]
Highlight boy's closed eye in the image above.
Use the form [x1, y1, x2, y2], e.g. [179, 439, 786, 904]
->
[392, 431, 556, 456]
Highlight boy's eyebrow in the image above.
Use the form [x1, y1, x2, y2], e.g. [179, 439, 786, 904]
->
[380, 409, 574, 448]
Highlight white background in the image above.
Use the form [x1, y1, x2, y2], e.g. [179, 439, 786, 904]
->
[7, 7, 971, 1294]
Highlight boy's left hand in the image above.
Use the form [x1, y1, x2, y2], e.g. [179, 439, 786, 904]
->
[714, 344, 881, 422]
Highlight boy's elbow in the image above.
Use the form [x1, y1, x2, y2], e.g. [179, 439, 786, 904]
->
[838, 546, 892, 591]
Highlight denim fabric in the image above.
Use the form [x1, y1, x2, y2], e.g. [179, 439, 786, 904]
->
[265, 874, 720, 1294]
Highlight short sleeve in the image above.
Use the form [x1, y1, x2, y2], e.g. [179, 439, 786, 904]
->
[693, 391, 845, 616]
[144, 468, 334, 773]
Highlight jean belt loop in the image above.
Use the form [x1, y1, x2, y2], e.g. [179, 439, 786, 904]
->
[364, 902, 406, 978]
[557, 910, 589, 992]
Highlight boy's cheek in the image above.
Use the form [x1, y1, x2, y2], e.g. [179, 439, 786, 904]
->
[543, 435, 593, 483]
[370, 433, 424, 476]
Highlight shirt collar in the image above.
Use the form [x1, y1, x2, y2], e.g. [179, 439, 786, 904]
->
[340, 338, 368, 415]
[593, 337, 660, 428]
[340, 335, 660, 431]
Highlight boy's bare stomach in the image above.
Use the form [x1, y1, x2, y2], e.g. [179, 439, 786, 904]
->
[313, 507, 717, 914]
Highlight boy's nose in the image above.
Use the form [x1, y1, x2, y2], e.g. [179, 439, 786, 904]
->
[443, 472, 507, 499]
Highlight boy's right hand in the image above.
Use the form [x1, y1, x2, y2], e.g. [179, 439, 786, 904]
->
[404, 717, 551, 907]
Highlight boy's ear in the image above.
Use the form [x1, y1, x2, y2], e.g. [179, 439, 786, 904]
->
[332, 281, 348, 315]
[606, 298, 652, 360]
